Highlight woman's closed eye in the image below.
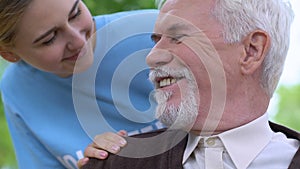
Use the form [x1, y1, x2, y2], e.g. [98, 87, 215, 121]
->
[69, 7, 82, 21]
[42, 31, 57, 46]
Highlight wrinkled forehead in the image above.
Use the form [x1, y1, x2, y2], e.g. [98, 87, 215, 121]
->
[154, 12, 200, 35]
[155, 0, 216, 35]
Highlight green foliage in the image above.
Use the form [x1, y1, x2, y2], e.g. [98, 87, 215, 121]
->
[0, 60, 17, 169]
[83, 0, 156, 15]
[274, 84, 300, 131]
[0, 97, 17, 169]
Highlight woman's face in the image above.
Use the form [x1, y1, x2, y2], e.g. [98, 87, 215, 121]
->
[10, 0, 94, 77]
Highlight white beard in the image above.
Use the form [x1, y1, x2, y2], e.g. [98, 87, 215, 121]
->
[151, 68, 199, 131]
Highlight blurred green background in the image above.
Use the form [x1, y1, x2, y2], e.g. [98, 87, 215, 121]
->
[0, 0, 299, 169]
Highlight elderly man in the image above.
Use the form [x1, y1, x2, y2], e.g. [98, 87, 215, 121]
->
[81, 0, 300, 168]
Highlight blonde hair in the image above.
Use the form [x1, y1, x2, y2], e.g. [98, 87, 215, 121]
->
[0, 0, 32, 47]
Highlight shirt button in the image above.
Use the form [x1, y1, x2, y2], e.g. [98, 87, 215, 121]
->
[206, 138, 215, 146]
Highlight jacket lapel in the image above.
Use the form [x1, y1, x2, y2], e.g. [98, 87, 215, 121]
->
[269, 122, 300, 169]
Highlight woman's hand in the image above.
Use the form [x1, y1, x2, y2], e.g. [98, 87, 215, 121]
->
[77, 130, 127, 168]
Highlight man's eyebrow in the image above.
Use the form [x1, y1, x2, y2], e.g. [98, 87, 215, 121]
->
[32, 27, 56, 44]
[166, 23, 191, 34]
[69, 0, 80, 17]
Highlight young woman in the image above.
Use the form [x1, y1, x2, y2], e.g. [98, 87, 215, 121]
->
[0, 0, 162, 168]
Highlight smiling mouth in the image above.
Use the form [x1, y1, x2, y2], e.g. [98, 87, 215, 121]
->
[62, 52, 79, 62]
[64, 46, 88, 62]
[156, 77, 182, 88]
[68, 55, 79, 61]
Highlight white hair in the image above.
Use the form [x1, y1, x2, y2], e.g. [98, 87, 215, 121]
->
[155, 0, 295, 96]
[213, 0, 294, 97]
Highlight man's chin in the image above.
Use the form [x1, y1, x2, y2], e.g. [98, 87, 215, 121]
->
[156, 110, 194, 131]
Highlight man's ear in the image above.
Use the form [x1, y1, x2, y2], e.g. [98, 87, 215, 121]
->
[0, 48, 21, 62]
[240, 30, 270, 75]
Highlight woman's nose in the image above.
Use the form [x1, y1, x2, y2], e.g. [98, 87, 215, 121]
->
[66, 27, 86, 51]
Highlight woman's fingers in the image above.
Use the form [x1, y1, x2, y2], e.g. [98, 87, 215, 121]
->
[77, 157, 89, 169]
[83, 132, 127, 160]
[78, 131, 128, 168]
[92, 132, 127, 154]
[84, 143, 109, 159]
[117, 130, 128, 137]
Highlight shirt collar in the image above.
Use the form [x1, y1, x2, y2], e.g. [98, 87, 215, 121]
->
[183, 113, 274, 169]
[183, 133, 201, 163]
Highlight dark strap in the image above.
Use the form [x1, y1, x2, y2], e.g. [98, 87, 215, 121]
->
[269, 122, 300, 169]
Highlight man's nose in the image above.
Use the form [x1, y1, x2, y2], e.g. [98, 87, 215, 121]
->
[146, 48, 173, 68]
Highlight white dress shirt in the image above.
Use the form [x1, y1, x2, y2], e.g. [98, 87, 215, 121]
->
[183, 113, 300, 169]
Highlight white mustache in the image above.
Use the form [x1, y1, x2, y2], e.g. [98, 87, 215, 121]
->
[149, 67, 194, 83]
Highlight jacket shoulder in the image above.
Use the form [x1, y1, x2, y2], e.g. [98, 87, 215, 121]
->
[82, 129, 187, 169]
[269, 121, 300, 140]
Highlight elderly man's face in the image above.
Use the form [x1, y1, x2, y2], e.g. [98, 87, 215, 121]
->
[147, 0, 243, 133]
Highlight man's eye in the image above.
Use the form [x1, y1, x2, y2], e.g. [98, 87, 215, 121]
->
[168, 35, 186, 44]
[151, 34, 186, 44]
[151, 34, 162, 44]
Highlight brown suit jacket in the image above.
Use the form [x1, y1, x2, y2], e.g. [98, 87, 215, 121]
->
[83, 122, 300, 169]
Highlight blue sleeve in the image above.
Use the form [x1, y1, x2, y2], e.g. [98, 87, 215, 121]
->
[3, 101, 66, 169]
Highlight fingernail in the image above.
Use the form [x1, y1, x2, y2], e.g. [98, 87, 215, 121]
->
[111, 145, 120, 152]
[99, 152, 107, 158]
[120, 139, 127, 146]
